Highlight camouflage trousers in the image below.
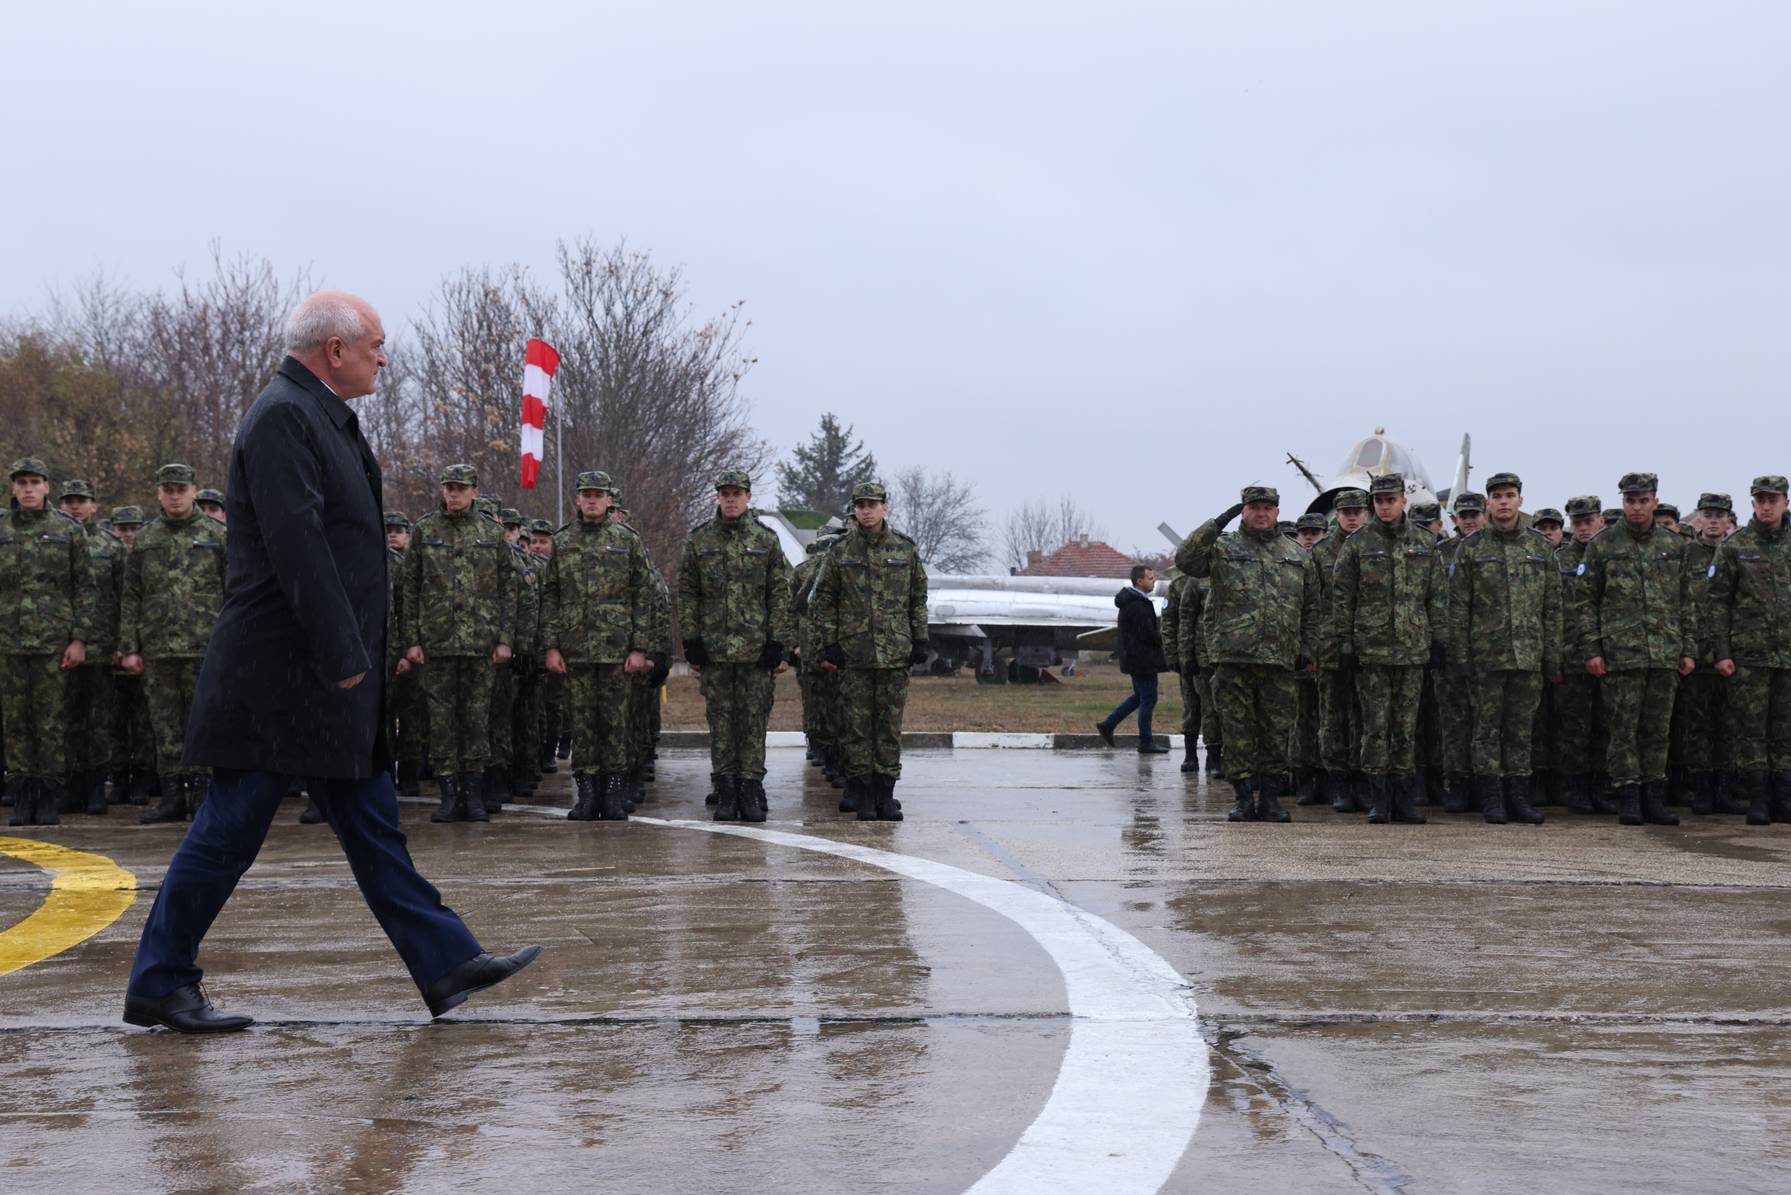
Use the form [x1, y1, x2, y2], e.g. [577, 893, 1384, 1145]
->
[0, 653, 69, 780]
[544, 671, 569, 743]
[487, 662, 516, 769]
[1724, 666, 1791, 774]
[1530, 678, 1556, 775]
[1317, 668, 1361, 774]
[805, 667, 843, 754]
[111, 672, 154, 772]
[628, 673, 656, 768]
[1355, 665, 1424, 776]
[143, 657, 204, 779]
[1675, 672, 1728, 773]
[1417, 670, 1441, 769]
[64, 664, 115, 774]
[421, 655, 492, 775]
[1290, 674, 1320, 769]
[1193, 669, 1221, 749]
[842, 667, 910, 780]
[1434, 671, 1471, 776]
[1554, 671, 1607, 777]
[1175, 666, 1200, 743]
[569, 662, 630, 775]
[1209, 664, 1298, 782]
[701, 663, 777, 779]
[1468, 670, 1546, 778]
[1600, 669, 1678, 786]
[390, 667, 425, 765]
[513, 667, 542, 771]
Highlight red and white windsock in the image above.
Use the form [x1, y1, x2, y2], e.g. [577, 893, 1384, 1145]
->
[519, 338, 559, 489]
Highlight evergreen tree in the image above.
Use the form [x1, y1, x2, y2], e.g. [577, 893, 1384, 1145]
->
[775, 412, 878, 513]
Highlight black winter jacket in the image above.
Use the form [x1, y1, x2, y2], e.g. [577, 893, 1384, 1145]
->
[1114, 586, 1168, 676]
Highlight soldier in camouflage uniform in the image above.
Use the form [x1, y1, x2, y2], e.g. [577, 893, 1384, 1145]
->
[1677, 493, 1745, 815]
[382, 511, 426, 795]
[59, 478, 122, 814]
[606, 497, 671, 811]
[401, 465, 516, 823]
[1160, 573, 1201, 775]
[1, 458, 95, 826]
[472, 505, 537, 810]
[1553, 496, 1611, 813]
[195, 487, 226, 523]
[1314, 489, 1370, 812]
[1332, 475, 1446, 825]
[120, 463, 227, 825]
[498, 509, 545, 801]
[1576, 472, 1698, 826]
[543, 470, 653, 822]
[106, 505, 155, 803]
[1448, 472, 1560, 825]
[1407, 500, 1446, 791]
[1174, 484, 1320, 823]
[1186, 576, 1224, 779]
[526, 518, 562, 776]
[812, 481, 928, 820]
[1526, 507, 1566, 806]
[1431, 491, 1484, 812]
[1287, 512, 1329, 803]
[1707, 476, 1791, 825]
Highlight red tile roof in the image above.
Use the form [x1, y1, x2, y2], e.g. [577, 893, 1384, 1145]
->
[1019, 538, 1142, 578]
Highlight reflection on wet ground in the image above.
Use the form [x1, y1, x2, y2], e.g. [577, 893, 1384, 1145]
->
[3, 747, 1790, 1191]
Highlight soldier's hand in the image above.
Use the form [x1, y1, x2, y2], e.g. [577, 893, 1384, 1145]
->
[1167, 660, 1180, 674]
[625, 650, 650, 674]
[909, 640, 930, 667]
[684, 637, 711, 667]
[1716, 658, 1737, 678]
[758, 640, 785, 671]
[61, 640, 86, 670]
[774, 660, 790, 675]
[121, 653, 145, 675]
[1428, 640, 1447, 669]
[546, 647, 568, 674]
[395, 657, 412, 676]
[819, 643, 845, 673]
[406, 645, 427, 667]
[1550, 671, 1564, 685]
[337, 672, 366, 689]
[1679, 655, 1696, 677]
[1216, 503, 1245, 528]
[492, 643, 513, 665]
[1586, 656, 1607, 678]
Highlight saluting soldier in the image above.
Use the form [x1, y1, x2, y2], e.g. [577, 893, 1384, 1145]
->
[1314, 489, 1370, 812]
[401, 465, 516, 823]
[812, 481, 929, 821]
[59, 478, 122, 815]
[1173, 484, 1321, 824]
[1, 458, 95, 826]
[1576, 472, 1697, 826]
[120, 463, 227, 825]
[542, 470, 653, 822]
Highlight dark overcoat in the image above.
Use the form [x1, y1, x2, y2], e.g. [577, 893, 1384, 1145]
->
[184, 356, 390, 778]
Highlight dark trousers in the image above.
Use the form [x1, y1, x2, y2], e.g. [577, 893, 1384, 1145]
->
[127, 768, 481, 999]
[1102, 672, 1159, 743]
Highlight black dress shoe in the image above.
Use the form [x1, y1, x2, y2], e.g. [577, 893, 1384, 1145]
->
[123, 983, 253, 1033]
[423, 945, 543, 1018]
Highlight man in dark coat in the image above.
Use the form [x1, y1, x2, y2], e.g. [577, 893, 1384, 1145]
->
[1094, 564, 1170, 754]
[123, 290, 540, 1033]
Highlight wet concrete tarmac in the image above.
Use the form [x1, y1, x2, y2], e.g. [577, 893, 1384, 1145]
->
[3, 748, 1790, 1193]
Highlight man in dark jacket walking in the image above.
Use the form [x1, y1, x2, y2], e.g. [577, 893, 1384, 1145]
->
[1095, 565, 1170, 754]
[122, 291, 540, 1033]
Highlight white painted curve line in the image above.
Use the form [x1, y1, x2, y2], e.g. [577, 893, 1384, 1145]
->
[640, 818, 1209, 1195]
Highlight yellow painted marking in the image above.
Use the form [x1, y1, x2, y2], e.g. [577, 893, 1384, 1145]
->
[0, 838, 138, 976]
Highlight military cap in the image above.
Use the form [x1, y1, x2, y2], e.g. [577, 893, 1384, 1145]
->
[1369, 474, 1404, 495]
[1240, 484, 1279, 505]
[1565, 495, 1602, 517]
[1654, 503, 1680, 521]
[1617, 471, 1658, 494]
[60, 479, 96, 499]
[1531, 507, 1565, 526]
[1750, 475, 1789, 496]
[111, 505, 145, 525]
[715, 468, 753, 491]
[1276, 520, 1297, 536]
[474, 495, 499, 515]
[1484, 471, 1522, 493]
[1332, 488, 1369, 510]
[196, 487, 225, 505]
[1697, 491, 1734, 513]
[1602, 508, 1623, 524]
[575, 469, 615, 493]
[527, 518, 555, 535]
[383, 510, 412, 528]
[1452, 491, 1485, 513]
[1410, 502, 1441, 524]
[440, 463, 479, 486]
[1295, 513, 1327, 532]
[155, 462, 197, 486]
[852, 481, 889, 502]
[9, 456, 50, 479]
[498, 507, 523, 526]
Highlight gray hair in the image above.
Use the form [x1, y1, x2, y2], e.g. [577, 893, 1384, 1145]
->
[284, 292, 366, 354]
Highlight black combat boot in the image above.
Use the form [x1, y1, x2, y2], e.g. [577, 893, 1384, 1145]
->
[1206, 744, 1225, 781]
[1564, 773, 1594, 814]
[714, 776, 741, 822]
[463, 774, 490, 822]
[556, 734, 572, 760]
[1771, 773, 1791, 823]
[805, 739, 821, 764]
[1539, 769, 1563, 807]
[33, 779, 60, 826]
[84, 772, 109, 815]
[1666, 766, 1691, 807]
[1392, 775, 1428, 824]
[1421, 766, 1445, 806]
[1, 778, 12, 809]
[740, 778, 768, 823]
[1504, 776, 1544, 825]
[1365, 776, 1392, 825]
[1326, 771, 1357, 813]
[1294, 768, 1323, 805]
[537, 740, 558, 775]
[1226, 777, 1255, 822]
[1742, 772, 1772, 826]
[600, 774, 629, 822]
[705, 772, 722, 806]
[298, 794, 326, 824]
[1712, 772, 1747, 815]
[61, 772, 86, 815]
[569, 774, 599, 821]
[1688, 771, 1715, 815]
[839, 777, 861, 815]
[1615, 784, 1644, 826]
[621, 766, 644, 811]
[1591, 774, 1620, 815]
[853, 776, 879, 821]
[1479, 777, 1508, 825]
[640, 755, 656, 783]
[484, 766, 510, 811]
[430, 775, 463, 823]
[7, 779, 32, 827]
[140, 777, 187, 825]
[395, 759, 421, 797]
[875, 776, 904, 821]
[1442, 774, 1468, 814]
[1258, 778, 1291, 823]
[1640, 779, 1678, 826]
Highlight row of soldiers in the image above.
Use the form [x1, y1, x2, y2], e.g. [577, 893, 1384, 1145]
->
[1163, 470, 1791, 829]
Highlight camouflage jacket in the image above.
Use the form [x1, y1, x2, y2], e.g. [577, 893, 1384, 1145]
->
[119, 510, 226, 659]
[1554, 538, 1590, 655]
[1575, 520, 1697, 670]
[1706, 518, 1791, 669]
[812, 522, 929, 669]
[1447, 524, 1562, 674]
[386, 547, 404, 670]
[644, 564, 674, 656]
[400, 508, 516, 656]
[511, 543, 542, 658]
[790, 550, 826, 669]
[1309, 531, 1348, 669]
[677, 511, 794, 663]
[81, 520, 123, 658]
[1682, 538, 1722, 669]
[542, 514, 650, 663]
[0, 506, 96, 655]
[1174, 518, 1319, 668]
[1331, 516, 1447, 667]
[1161, 575, 1194, 667]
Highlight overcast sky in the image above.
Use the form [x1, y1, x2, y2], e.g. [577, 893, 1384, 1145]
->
[4, 1, 1786, 559]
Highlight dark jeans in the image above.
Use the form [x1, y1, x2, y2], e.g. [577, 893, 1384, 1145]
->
[1101, 672, 1159, 743]
[128, 768, 481, 1000]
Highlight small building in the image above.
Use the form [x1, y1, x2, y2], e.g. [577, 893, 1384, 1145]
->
[1017, 535, 1148, 580]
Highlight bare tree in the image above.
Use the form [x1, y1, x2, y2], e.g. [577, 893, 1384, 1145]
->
[890, 466, 988, 573]
[1000, 495, 1106, 573]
